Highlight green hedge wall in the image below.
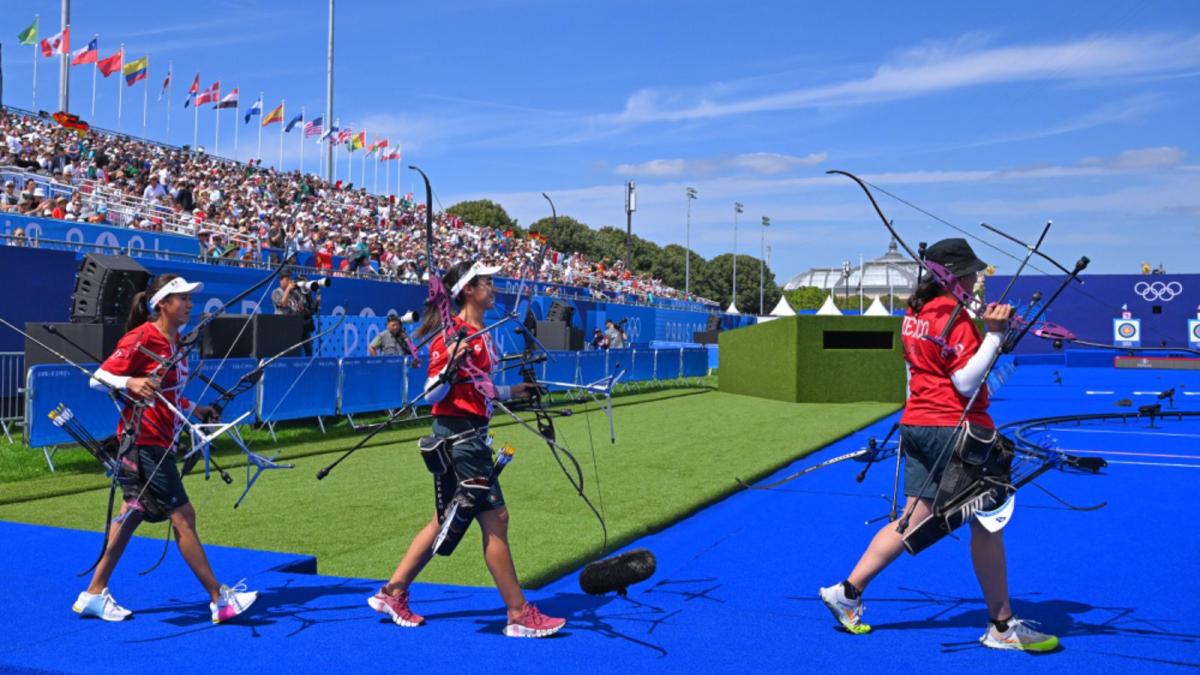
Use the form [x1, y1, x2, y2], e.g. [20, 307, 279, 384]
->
[719, 316, 905, 403]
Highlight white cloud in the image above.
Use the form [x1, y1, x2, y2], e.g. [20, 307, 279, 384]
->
[612, 159, 690, 176]
[600, 32, 1200, 125]
[1083, 146, 1186, 170]
[614, 152, 827, 177]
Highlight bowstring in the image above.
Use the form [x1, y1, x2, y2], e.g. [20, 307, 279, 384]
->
[862, 178, 1122, 316]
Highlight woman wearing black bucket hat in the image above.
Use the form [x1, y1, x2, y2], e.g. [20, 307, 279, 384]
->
[819, 238, 1059, 652]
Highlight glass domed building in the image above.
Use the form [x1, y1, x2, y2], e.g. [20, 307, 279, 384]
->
[783, 239, 920, 302]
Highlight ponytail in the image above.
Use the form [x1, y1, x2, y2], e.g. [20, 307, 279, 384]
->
[126, 273, 180, 332]
[906, 278, 943, 314]
[412, 260, 474, 341]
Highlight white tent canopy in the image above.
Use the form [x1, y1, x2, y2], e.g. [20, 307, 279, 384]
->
[863, 296, 890, 316]
[770, 296, 796, 317]
[816, 293, 843, 316]
[725, 302, 740, 314]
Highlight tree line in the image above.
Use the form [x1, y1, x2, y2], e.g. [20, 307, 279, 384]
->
[447, 198, 783, 311]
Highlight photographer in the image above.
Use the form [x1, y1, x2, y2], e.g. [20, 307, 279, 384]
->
[271, 269, 305, 317]
[369, 312, 416, 360]
[272, 270, 325, 357]
[294, 275, 325, 357]
[604, 319, 625, 350]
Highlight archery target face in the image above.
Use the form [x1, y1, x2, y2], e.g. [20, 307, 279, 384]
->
[1113, 318, 1141, 345]
[1190, 319, 1200, 346]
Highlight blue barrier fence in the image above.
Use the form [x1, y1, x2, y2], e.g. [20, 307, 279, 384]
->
[23, 347, 709, 447]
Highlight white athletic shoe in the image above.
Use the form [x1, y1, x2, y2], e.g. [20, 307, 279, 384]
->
[73, 588, 133, 621]
[210, 579, 258, 624]
[980, 617, 1060, 652]
[819, 583, 871, 634]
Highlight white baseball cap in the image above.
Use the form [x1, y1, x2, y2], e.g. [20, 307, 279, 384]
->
[149, 276, 204, 310]
[450, 261, 502, 296]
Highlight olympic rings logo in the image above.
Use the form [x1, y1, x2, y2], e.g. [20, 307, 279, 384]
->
[1134, 281, 1183, 302]
[1117, 322, 1137, 339]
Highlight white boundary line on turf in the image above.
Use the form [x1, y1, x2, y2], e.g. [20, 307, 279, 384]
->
[1106, 460, 1200, 469]
[1085, 390, 1115, 395]
[1042, 427, 1200, 439]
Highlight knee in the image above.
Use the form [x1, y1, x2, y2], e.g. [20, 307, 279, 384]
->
[171, 504, 198, 531]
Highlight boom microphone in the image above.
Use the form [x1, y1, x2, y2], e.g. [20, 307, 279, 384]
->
[579, 548, 656, 596]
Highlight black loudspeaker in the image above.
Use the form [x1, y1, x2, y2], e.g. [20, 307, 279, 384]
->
[547, 300, 575, 324]
[25, 322, 125, 367]
[693, 329, 719, 345]
[536, 321, 583, 351]
[202, 314, 307, 359]
[706, 314, 722, 331]
[71, 254, 151, 324]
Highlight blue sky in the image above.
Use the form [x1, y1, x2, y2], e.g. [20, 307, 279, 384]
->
[5, 1, 1199, 282]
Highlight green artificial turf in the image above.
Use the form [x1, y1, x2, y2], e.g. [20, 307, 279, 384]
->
[0, 385, 896, 588]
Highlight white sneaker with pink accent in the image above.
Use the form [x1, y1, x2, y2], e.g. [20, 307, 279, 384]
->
[210, 579, 257, 624]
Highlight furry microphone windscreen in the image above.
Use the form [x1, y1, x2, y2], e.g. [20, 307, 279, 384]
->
[579, 548, 656, 596]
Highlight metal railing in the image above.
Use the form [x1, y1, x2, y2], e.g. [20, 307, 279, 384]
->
[0, 352, 23, 443]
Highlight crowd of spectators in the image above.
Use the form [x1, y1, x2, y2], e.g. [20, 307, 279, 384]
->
[0, 108, 714, 307]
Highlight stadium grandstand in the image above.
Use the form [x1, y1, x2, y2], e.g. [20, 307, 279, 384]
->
[0, 107, 714, 309]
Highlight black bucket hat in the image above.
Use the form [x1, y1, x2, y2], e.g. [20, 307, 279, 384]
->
[924, 238, 988, 277]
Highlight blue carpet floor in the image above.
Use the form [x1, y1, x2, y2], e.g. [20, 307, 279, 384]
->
[3, 360, 1198, 673]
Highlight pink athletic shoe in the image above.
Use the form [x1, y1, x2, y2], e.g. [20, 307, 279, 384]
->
[368, 588, 425, 627]
[504, 603, 565, 638]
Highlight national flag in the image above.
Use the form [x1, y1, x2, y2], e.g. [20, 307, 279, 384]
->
[40, 27, 69, 57]
[53, 111, 90, 136]
[262, 102, 284, 127]
[382, 144, 402, 161]
[17, 17, 38, 46]
[243, 97, 262, 123]
[216, 88, 240, 110]
[158, 66, 172, 101]
[337, 128, 352, 145]
[194, 81, 221, 107]
[304, 117, 324, 137]
[350, 131, 365, 152]
[96, 49, 123, 77]
[319, 120, 340, 142]
[123, 56, 148, 86]
[284, 112, 304, 133]
[183, 73, 200, 107]
[70, 37, 98, 66]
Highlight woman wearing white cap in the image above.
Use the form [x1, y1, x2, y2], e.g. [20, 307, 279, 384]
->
[368, 260, 566, 638]
[76, 274, 258, 624]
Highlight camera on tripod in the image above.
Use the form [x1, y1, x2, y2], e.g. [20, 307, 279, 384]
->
[296, 276, 331, 294]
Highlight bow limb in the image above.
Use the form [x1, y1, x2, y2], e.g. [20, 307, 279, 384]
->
[493, 395, 609, 553]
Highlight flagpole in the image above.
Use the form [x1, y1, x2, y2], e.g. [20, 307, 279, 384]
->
[90, 35, 98, 118]
[193, 91, 199, 149]
[30, 15, 38, 110]
[299, 106, 305, 175]
[141, 70, 148, 137]
[278, 99, 285, 168]
[373, 147, 379, 194]
[256, 93, 264, 161]
[385, 149, 390, 197]
[233, 93, 240, 159]
[165, 62, 172, 141]
[116, 46, 124, 133]
[360, 140, 366, 190]
[215, 101, 220, 158]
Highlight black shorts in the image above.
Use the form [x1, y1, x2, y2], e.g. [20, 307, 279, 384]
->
[901, 425, 959, 499]
[432, 415, 505, 513]
[121, 445, 190, 520]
